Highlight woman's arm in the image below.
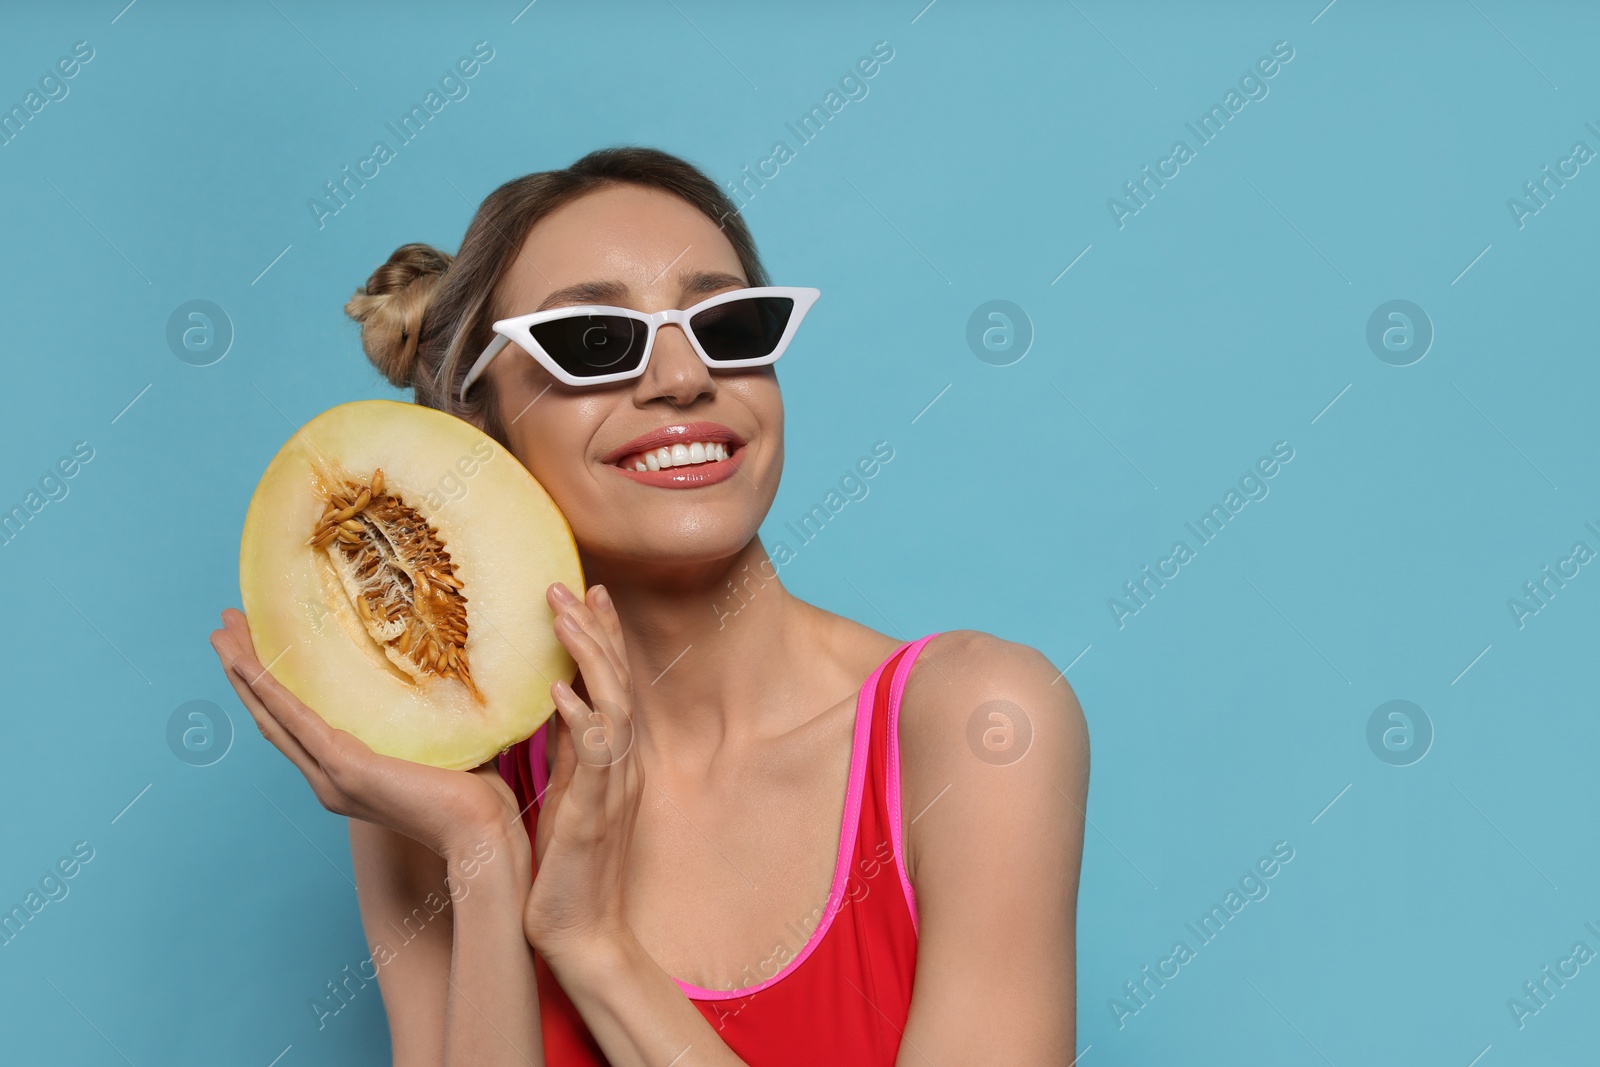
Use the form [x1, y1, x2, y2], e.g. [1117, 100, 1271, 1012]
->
[209, 610, 547, 1065]
[440, 821, 545, 1064]
[514, 584, 756, 1066]
[349, 819, 545, 1065]
[348, 820, 451, 1059]
[894, 630, 1091, 1064]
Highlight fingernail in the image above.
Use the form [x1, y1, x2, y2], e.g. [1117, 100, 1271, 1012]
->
[553, 582, 578, 604]
[593, 585, 611, 609]
[561, 612, 582, 632]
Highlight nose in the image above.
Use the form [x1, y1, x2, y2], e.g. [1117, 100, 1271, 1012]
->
[633, 321, 714, 407]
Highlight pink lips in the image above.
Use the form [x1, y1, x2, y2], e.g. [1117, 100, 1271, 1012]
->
[602, 421, 747, 489]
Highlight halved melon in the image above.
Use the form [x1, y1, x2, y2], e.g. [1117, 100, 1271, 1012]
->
[238, 399, 582, 770]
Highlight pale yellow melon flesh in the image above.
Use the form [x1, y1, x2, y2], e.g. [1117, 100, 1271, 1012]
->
[238, 399, 581, 770]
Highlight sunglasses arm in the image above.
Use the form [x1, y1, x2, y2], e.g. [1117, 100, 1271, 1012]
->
[459, 333, 513, 402]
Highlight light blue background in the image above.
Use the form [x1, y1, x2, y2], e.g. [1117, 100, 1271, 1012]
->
[2, 1, 1596, 1063]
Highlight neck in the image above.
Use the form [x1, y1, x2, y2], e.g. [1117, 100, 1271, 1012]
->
[578, 536, 824, 779]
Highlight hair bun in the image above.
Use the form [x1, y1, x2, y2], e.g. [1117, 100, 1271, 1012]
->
[345, 242, 454, 389]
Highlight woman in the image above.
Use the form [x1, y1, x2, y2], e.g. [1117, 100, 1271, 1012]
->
[210, 146, 1089, 1065]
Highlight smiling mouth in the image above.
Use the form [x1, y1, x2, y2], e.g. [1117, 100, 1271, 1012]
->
[614, 440, 733, 472]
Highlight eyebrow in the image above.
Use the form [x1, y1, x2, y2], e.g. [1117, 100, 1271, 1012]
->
[533, 269, 749, 313]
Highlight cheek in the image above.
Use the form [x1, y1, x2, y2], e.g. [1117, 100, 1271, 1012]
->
[509, 426, 577, 497]
[758, 399, 784, 480]
[501, 400, 599, 504]
[760, 430, 785, 485]
[731, 373, 784, 452]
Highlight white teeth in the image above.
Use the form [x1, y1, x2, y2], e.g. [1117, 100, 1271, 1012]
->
[622, 440, 733, 471]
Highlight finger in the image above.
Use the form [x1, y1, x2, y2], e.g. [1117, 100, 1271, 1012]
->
[210, 627, 329, 788]
[546, 702, 578, 792]
[553, 608, 632, 722]
[219, 609, 342, 763]
[554, 621, 637, 773]
[556, 680, 639, 841]
[549, 584, 631, 693]
[550, 678, 619, 772]
[214, 614, 375, 804]
[584, 585, 632, 690]
[548, 680, 622, 836]
[211, 624, 306, 757]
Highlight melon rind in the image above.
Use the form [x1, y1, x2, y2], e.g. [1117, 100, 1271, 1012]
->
[238, 399, 582, 770]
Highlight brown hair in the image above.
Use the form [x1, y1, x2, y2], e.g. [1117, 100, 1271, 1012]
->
[343, 145, 770, 444]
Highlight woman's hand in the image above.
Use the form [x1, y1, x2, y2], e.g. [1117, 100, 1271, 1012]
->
[523, 581, 646, 967]
[208, 607, 530, 872]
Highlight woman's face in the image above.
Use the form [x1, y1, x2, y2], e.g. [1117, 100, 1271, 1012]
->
[483, 183, 784, 570]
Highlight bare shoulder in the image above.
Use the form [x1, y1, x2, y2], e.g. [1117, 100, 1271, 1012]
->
[899, 629, 1089, 766]
[897, 630, 1090, 875]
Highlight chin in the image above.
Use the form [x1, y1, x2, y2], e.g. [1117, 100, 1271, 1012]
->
[595, 518, 760, 567]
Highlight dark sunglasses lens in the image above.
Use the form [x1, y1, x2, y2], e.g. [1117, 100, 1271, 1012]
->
[528, 314, 646, 377]
[690, 297, 795, 362]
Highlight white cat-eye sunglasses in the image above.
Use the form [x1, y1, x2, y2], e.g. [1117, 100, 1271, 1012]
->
[459, 286, 821, 401]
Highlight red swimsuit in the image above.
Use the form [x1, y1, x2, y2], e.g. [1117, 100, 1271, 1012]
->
[495, 633, 941, 1065]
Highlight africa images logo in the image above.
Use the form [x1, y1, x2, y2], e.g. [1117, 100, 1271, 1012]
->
[1106, 41, 1295, 229]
